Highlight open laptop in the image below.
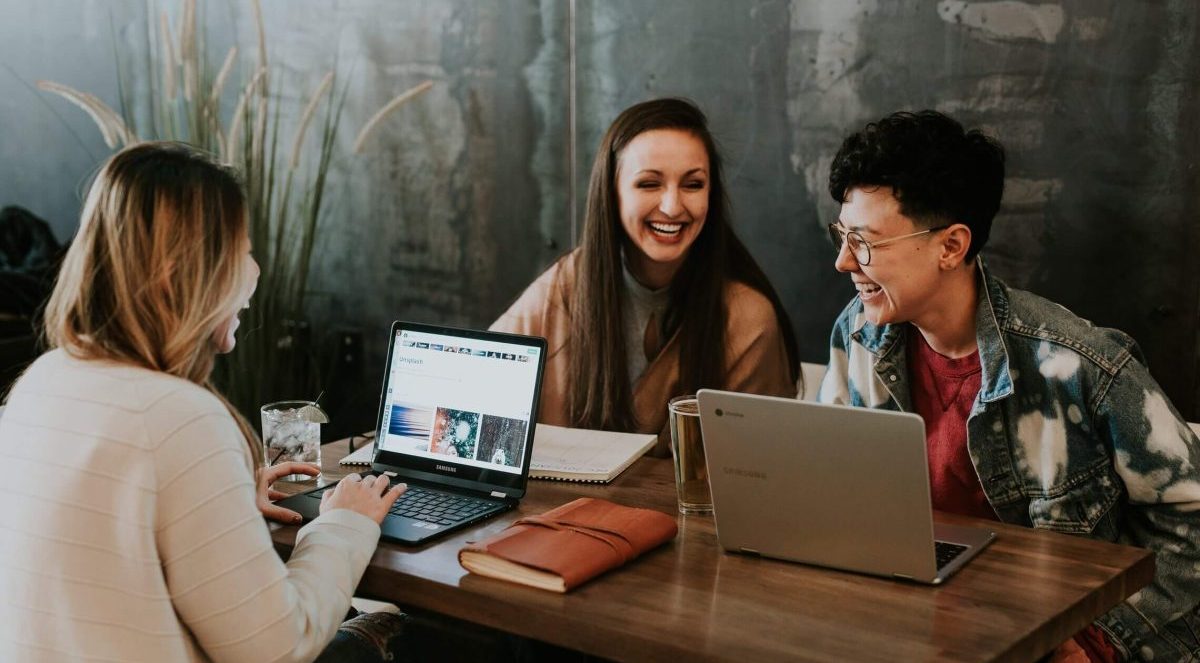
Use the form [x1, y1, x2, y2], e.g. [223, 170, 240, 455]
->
[277, 321, 547, 545]
[696, 390, 995, 584]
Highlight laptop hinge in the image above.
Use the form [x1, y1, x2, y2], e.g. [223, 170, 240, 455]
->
[490, 490, 506, 498]
[892, 573, 915, 581]
[740, 548, 760, 556]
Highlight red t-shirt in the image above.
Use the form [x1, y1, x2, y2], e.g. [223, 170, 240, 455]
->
[906, 326, 995, 521]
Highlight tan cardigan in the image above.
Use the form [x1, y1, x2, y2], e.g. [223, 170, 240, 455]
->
[491, 251, 797, 454]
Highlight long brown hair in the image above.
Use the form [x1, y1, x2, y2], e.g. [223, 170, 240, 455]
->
[567, 98, 799, 431]
[44, 142, 263, 467]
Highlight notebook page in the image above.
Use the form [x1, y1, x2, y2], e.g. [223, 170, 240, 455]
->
[530, 424, 655, 481]
[339, 442, 374, 466]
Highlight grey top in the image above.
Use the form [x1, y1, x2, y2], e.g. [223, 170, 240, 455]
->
[621, 261, 670, 389]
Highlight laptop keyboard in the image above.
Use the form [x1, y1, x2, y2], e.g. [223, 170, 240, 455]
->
[308, 480, 498, 526]
[935, 541, 969, 570]
[387, 486, 499, 525]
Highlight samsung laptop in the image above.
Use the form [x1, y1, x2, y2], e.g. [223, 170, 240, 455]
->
[696, 390, 995, 584]
[277, 321, 547, 545]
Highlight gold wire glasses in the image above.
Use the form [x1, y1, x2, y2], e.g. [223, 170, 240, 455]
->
[826, 223, 951, 265]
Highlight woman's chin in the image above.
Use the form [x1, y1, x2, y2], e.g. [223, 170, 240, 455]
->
[213, 317, 242, 353]
[213, 333, 237, 354]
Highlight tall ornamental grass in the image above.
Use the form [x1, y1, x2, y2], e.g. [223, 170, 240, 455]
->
[39, 0, 432, 422]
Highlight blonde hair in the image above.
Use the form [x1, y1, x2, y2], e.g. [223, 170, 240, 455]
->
[44, 142, 263, 467]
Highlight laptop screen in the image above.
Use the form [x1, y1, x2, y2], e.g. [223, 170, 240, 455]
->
[372, 322, 545, 495]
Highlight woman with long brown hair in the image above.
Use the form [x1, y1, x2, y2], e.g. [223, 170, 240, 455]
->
[0, 142, 406, 662]
[493, 98, 799, 451]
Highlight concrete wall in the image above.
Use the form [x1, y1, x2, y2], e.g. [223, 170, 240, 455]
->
[0, 0, 141, 240]
[2, 0, 1198, 420]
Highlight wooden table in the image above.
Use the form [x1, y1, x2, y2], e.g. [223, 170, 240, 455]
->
[271, 439, 1154, 662]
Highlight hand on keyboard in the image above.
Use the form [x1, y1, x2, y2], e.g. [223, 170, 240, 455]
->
[321, 473, 408, 524]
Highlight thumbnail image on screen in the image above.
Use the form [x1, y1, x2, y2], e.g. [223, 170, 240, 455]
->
[430, 408, 479, 459]
[387, 403, 434, 453]
[477, 415, 527, 468]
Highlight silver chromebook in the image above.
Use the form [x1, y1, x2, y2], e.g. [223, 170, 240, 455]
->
[697, 390, 995, 584]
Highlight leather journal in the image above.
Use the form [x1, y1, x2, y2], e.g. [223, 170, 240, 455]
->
[458, 497, 678, 592]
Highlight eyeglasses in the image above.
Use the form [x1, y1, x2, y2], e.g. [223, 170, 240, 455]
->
[826, 223, 951, 266]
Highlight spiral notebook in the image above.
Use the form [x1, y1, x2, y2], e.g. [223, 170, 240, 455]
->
[339, 438, 376, 466]
[528, 424, 656, 484]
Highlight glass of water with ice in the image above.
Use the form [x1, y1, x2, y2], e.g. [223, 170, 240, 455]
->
[260, 400, 326, 481]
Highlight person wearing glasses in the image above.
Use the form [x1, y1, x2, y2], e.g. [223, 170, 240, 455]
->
[492, 98, 799, 454]
[818, 110, 1200, 662]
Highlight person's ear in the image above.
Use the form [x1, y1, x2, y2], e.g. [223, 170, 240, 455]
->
[940, 224, 972, 270]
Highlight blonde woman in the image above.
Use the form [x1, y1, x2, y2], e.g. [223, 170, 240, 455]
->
[0, 143, 406, 662]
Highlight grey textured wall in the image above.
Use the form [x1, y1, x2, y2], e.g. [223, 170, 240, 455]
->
[0, 0, 139, 240]
[260, 0, 571, 374]
[2, 0, 1198, 421]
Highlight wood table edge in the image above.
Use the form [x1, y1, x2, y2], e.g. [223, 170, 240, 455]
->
[991, 548, 1156, 663]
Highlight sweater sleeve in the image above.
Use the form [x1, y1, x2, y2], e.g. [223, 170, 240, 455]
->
[723, 286, 797, 399]
[152, 399, 380, 663]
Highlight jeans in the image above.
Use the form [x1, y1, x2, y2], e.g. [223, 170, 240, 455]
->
[313, 608, 408, 663]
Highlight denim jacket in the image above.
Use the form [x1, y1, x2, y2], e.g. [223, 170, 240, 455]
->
[818, 263, 1200, 662]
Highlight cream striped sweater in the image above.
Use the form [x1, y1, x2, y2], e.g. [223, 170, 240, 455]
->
[0, 349, 380, 662]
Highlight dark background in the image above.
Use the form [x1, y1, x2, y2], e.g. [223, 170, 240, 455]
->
[2, 1, 1197, 433]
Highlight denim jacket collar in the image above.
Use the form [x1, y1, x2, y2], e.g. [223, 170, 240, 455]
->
[975, 263, 1014, 404]
[850, 260, 1015, 406]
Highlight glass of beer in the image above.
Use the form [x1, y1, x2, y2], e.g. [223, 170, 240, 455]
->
[668, 395, 712, 515]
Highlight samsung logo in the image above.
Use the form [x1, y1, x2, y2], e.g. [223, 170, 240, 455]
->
[724, 467, 767, 480]
[436, 465, 457, 473]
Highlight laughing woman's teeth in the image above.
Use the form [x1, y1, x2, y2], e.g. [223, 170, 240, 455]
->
[858, 284, 882, 294]
[649, 222, 683, 235]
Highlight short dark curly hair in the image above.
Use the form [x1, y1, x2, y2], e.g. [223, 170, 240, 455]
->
[828, 110, 1005, 260]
